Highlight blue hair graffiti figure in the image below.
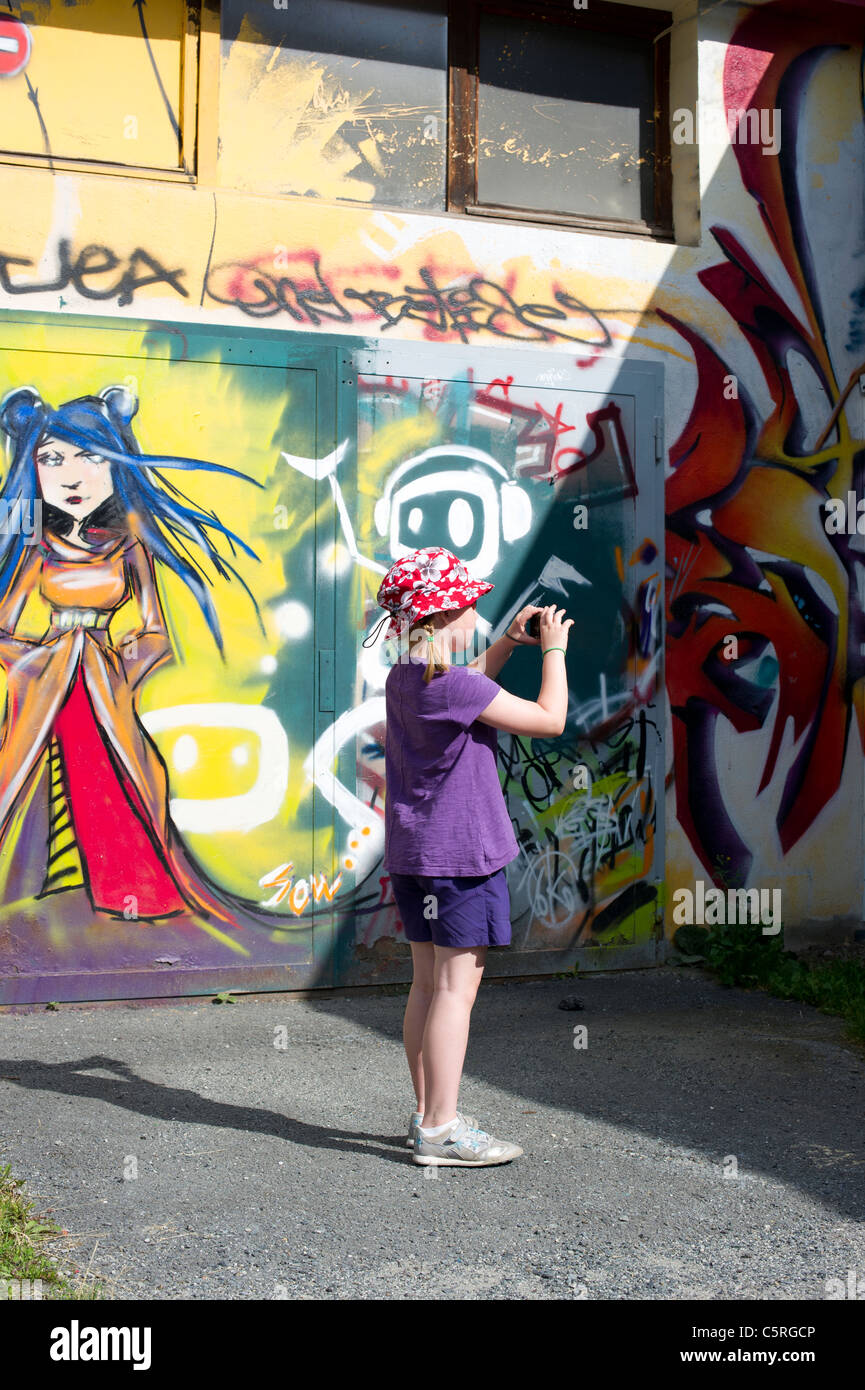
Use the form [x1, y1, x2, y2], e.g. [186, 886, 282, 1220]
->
[0, 382, 264, 934]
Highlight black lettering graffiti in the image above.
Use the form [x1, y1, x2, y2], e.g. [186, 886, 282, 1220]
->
[344, 268, 610, 347]
[0, 238, 187, 307]
[502, 707, 661, 934]
[207, 258, 611, 347]
[0, 240, 610, 347]
[292, 269, 353, 327]
[205, 257, 352, 326]
[498, 732, 570, 808]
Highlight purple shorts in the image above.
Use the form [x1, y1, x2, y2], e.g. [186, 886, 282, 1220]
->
[390, 867, 512, 948]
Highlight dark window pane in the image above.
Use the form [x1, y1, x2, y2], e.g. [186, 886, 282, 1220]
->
[220, 0, 447, 209]
[477, 14, 655, 222]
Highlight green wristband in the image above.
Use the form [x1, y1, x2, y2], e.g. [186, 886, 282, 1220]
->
[542, 647, 566, 657]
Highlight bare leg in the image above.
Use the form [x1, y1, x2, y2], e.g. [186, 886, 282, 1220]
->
[421, 944, 487, 1128]
[403, 941, 435, 1112]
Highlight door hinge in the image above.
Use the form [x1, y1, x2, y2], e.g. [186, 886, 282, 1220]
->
[654, 416, 664, 465]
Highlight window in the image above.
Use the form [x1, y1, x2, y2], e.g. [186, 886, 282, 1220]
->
[219, 0, 449, 208]
[220, 0, 672, 236]
[0, 0, 201, 180]
[451, 1, 673, 235]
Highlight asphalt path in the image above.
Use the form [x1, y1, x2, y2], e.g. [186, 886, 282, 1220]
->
[1, 967, 863, 1300]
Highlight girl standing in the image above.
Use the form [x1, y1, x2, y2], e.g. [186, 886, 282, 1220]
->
[372, 546, 573, 1166]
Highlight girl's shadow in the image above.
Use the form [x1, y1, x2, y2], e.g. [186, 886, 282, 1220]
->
[0, 1054, 409, 1164]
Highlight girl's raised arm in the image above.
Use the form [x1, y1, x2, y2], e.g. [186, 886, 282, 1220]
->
[475, 605, 572, 737]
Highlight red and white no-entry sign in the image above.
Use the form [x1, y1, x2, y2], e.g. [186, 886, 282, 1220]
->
[0, 15, 31, 78]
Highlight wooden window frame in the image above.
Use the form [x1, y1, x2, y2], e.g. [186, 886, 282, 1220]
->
[0, 0, 211, 185]
[448, 0, 673, 238]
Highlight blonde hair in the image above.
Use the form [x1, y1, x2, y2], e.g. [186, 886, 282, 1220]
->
[413, 614, 451, 684]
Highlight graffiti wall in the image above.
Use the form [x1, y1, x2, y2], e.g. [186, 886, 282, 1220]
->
[0, 323, 663, 1000]
[334, 354, 663, 961]
[662, 0, 865, 923]
[0, 325, 354, 999]
[0, 0, 861, 998]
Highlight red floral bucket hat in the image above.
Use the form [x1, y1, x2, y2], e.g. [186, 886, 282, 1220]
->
[366, 547, 494, 646]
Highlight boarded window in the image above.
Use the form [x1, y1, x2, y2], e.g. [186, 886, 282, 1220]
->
[217, 0, 672, 232]
[219, 0, 448, 208]
[0, 0, 194, 173]
[476, 13, 656, 224]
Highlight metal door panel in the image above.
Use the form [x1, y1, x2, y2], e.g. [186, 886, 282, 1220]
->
[335, 342, 664, 977]
[0, 312, 342, 1001]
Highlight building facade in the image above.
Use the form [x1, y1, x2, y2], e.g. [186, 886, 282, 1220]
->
[0, 0, 862, 1002]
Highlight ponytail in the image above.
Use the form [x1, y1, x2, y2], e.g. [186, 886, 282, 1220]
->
[414, 617, 450, 684]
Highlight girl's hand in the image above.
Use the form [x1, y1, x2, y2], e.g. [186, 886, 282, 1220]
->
[505, 605, 544, 646]
[539, 604, 574, 653]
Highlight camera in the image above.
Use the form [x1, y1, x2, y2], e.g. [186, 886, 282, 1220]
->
[527, 613, 541, 639]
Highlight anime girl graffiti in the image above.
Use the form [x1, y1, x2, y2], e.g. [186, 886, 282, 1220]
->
[0, 381, 263, 930]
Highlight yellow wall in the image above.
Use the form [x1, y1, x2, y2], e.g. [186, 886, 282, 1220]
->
[0, 0, 863, 970]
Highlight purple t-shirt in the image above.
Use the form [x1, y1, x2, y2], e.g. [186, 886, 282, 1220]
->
[383, 656, 520, 876]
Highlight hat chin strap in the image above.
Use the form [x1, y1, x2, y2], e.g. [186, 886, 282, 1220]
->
[362, 612, 391, 648]
[365, 609, 449, 659]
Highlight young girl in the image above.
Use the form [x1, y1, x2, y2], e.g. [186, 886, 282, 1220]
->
[373, 546, 573, 1166]
[0, 382, 263, 929]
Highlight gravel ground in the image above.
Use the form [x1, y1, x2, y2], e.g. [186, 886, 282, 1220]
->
[1, 966, 863, 1301]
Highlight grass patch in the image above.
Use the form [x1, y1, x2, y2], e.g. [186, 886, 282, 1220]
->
[672, 919, 865, 1047]
[0, 1163, 106, 1300]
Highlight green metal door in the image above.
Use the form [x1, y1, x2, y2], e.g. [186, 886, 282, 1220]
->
[330, 342, 664, 983]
